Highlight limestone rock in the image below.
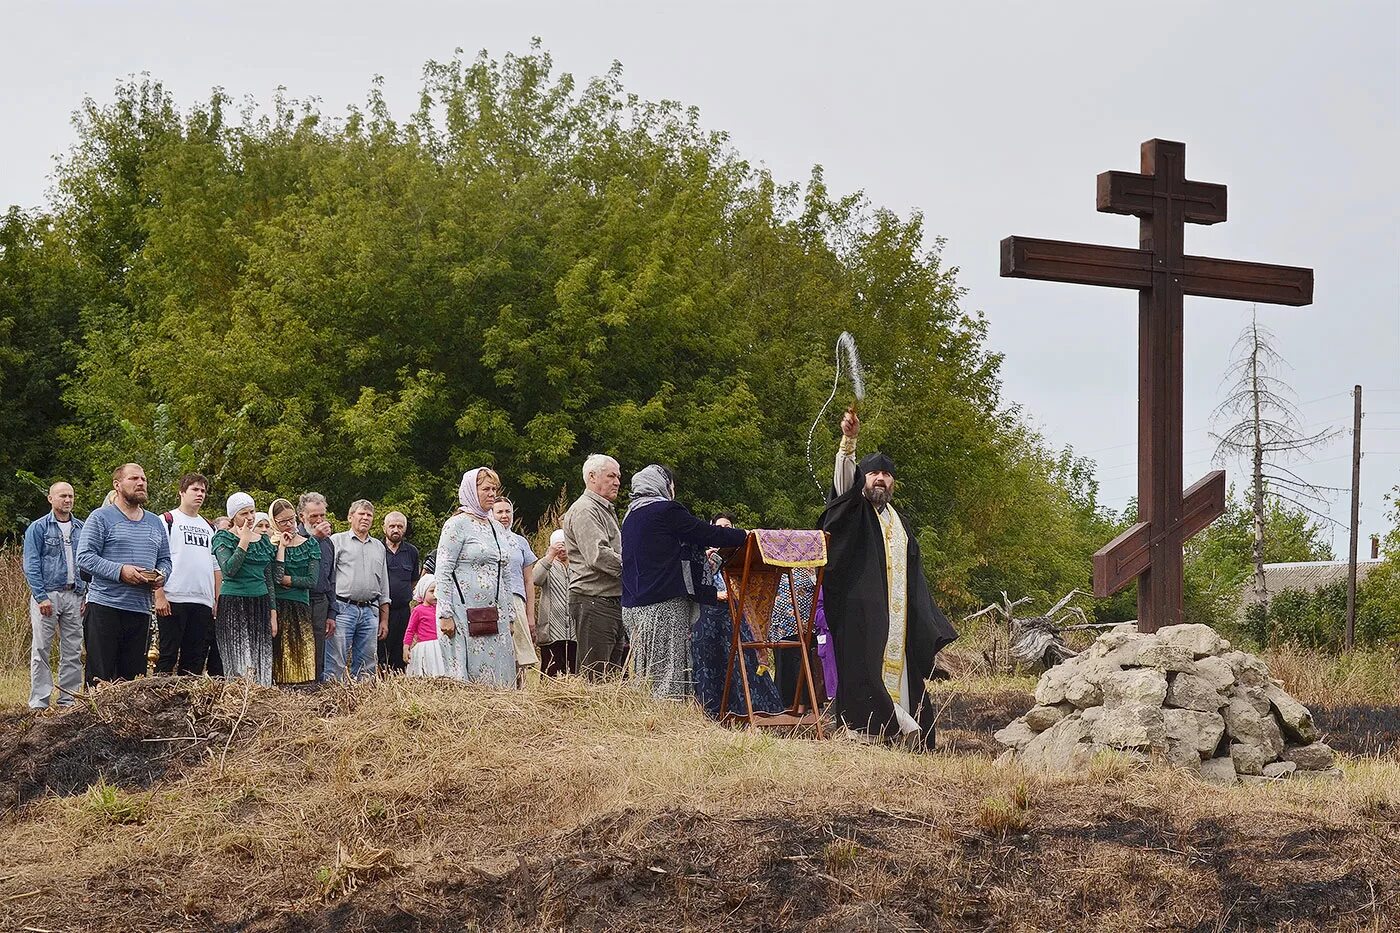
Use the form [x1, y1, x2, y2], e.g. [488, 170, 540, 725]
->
[1088, 745, 1151, 767]
[1199, 756, 1239, 785]
[1230, 742, 1268, 776]
[1192, 656, 1236, 691]
[1100, 668, 1168, 709]
[1006, 640, 1336, 784]
[1284, 742, 1336, 771]
[1085, 630, 1136, 659]
[1091, 703, 1166, 750]
[1023, 705, 1066, 732]
[1095, 632, 1157, 667]
[1229, 684, 1272, 716]
[1110, 621, 1139, 636]
[1167, 747, 1203, 773]
[1163, 708, 1226, 760]
[1166, 672, 1228, 712]
[1157, 623, 1227, 658]
[1131, 643, 1196, 672]
[1221, 650, 1270, 687]
[1291, 766, 1343, 783]
[1035, 657, 1119, 708]
[1064, 675, 1103, 709]
[1264, 683, 1321, 743]
[993, 718, 1039, 751]
[1033, 661, 1077, 705]
[1222, 692, 1285, 757]
[1020, 713, 1095, 772]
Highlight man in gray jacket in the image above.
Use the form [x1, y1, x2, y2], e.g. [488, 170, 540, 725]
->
[562, 454, 626, 679]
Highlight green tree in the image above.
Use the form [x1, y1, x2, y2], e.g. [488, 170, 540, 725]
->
[8, 45, 1131, 618]
[0, 207, 86, 533]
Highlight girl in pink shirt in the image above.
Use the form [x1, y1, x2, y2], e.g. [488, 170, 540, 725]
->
[404, 574, 446, 677]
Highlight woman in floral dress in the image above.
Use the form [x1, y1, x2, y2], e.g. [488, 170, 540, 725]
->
[434, 467, 516, 686]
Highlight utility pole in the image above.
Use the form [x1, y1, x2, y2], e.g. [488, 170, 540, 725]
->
[1345, 385, 1362, 650]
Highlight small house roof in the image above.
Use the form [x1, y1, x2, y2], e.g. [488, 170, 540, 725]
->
[1239, 559, 1384, 605]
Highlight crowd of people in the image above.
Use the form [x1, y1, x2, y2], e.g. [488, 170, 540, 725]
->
[22, 411, 958, 745]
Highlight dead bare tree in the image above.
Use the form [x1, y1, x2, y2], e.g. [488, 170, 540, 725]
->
[963, 590, 1092, 674]
[1210, 308, 1343, 613]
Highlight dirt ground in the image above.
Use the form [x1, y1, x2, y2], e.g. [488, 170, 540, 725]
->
[1, 677, 1397, 932]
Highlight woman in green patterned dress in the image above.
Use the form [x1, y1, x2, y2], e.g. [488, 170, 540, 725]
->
[269, 497, 320, 685]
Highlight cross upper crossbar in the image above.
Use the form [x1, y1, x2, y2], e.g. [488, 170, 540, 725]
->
[999, 139, 1314, 632]
[1001, 237, 1313, 305]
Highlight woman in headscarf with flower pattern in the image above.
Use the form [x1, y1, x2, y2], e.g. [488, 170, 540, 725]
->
[433, 468, 517, 686]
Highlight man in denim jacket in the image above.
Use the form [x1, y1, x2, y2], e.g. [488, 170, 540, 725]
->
[22, 482, 86, 711]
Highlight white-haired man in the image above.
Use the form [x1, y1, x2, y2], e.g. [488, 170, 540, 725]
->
[562, 453, 626, 678]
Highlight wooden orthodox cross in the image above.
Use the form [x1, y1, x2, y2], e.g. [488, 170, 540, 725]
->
[1000, 139, 1313, 633]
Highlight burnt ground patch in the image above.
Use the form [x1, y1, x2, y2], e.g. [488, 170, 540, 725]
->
[1311, 702, 1400, 757]
[932, 687, 1035, 754]
[0, 677, 292, 810]
[197, 806, 1397, 933]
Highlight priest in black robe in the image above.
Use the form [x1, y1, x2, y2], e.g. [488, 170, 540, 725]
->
[818, 409, 957, 747]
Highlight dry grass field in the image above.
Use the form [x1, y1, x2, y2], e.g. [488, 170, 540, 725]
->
[0, 672, 1397, 932]
[1, 548, 1398, 931]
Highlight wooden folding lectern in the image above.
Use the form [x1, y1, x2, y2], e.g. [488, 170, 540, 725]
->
[718, 530, 829, 736]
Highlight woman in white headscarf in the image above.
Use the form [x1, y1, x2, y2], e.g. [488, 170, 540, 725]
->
[532, 528, 576, 675]
[433, 467, 517, 686]
[210, 492, 281, 686]
[620, 465, 747, 700]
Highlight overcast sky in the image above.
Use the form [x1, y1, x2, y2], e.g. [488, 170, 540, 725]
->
[4, 1, 1397, 553]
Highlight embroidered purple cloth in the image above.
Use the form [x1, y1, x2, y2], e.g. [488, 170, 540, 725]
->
[751, 529, 827, 568]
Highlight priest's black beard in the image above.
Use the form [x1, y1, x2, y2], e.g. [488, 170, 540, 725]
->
[864, 486, 892, 511]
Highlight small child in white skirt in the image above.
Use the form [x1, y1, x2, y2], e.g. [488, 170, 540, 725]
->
[404, 574, 446, 677]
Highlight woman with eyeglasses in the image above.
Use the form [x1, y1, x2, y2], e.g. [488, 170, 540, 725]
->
[269, 497, 320, 685]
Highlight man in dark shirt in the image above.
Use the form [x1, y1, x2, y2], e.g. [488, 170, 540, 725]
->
[379, 510, 419, 673]
[297, 492, 338, 682]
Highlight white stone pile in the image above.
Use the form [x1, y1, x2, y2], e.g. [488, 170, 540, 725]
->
[994, 623, 1340, 784]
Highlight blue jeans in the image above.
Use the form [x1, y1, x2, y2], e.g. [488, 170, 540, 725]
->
[334, 603, 379, 680]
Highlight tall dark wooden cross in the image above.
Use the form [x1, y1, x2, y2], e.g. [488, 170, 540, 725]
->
[1000, 139, 1313, 633]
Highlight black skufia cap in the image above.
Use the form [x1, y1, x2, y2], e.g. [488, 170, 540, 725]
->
[859, 451, 895, 476]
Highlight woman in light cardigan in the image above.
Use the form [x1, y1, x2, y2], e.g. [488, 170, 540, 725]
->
[434, 468, 516, 686]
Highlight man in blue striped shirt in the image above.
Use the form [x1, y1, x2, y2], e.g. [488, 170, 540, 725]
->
[76, 463, 172, 683]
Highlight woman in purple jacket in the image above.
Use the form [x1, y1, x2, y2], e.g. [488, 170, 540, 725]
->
[621, 465, 747, 700]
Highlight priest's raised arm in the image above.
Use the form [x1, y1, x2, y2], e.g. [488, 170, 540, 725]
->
[832, 409, 860, 499]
